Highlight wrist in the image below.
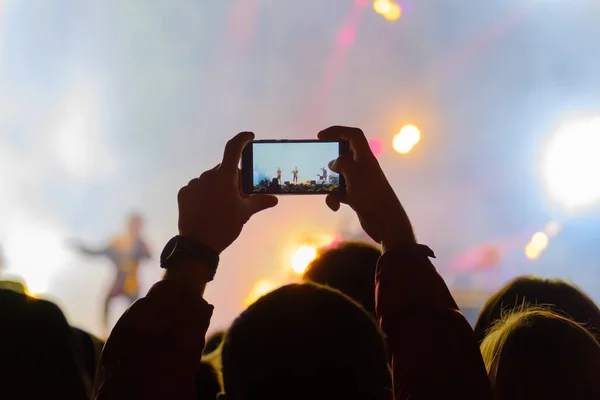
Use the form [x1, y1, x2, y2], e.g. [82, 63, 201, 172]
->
[381, 232, 416, 252]
[178, 230, 223, 255]
[160, 235, 220, 281]
[380, 220, 417, 252]
[163, 259, 212, 296]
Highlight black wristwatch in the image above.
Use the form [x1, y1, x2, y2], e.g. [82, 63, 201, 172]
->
[160, 235, 220, 281]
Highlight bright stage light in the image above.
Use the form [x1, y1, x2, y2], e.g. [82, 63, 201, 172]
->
[525, 231, 549, 261]
[373, 0, 392, 15]
[291, 245, 318, 275]
[3, 223, 68, 295]
[540, 117, 600, 211]
[373, 0, 401, 21]
[244, 279, 276, 306]
[530, 232, 549, 250]
[393, 125, 421, 154]
[525, 243, 542, 260]
[383, 3, 401, 21]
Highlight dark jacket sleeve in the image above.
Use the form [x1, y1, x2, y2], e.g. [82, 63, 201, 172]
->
[94, 280, 214, 400]
[375, 246, 492, 400]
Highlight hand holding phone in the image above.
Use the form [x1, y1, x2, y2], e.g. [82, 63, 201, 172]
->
[178, 132, 279, 254]
[241, 140, 349, 195]
[318, 126, 416, 249]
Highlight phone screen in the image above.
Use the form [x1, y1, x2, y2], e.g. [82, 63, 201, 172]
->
[242, 140, 346, 195]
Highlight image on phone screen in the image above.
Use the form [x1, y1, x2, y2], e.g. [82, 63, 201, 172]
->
[243, 141, 346, 195]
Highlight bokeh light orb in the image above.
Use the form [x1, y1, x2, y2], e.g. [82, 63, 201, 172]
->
[530, 232, 549, 251]
[393, 125, 421, 154]
[541, 117, 600, 212]
[544, 220, 561, 237]
[373, 0, 393, 15]
[384, 3, 401, 21]
[369, 137, 384, 158]
[373, 0, 401, 21]
[524, 231, 549, 261]
[525, 243, 541, 260]
[291, 245, 318, 275]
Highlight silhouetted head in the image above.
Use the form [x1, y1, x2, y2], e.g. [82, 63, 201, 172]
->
[195, 361, 222, 400]
[303, 242, 381, 315]
[474, 275, 600, 343]
[221, 283, 391, 400]
[0, 289, 91, 399]
[71, 327, 104, 386]
[481, 308, 600, 399]
[0, 278, 28, 294]
[127, 213, 144, 237]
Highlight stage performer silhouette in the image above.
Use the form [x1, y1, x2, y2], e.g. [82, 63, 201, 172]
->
[74, 213, 151, 329]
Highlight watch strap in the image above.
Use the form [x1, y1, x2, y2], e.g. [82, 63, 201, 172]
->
[160, 236, 220, 281]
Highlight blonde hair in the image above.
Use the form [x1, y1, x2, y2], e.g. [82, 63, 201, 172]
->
[481, 306, 600, 399]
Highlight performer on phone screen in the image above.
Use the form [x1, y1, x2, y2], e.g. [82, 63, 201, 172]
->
[292, 166, 299, 183]
[321, 167, 328, 184]
[276, 167, 282, 185]
[74, 213, 151, 329]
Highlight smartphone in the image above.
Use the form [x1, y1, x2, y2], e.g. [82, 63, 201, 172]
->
[241, 140, 349, 195]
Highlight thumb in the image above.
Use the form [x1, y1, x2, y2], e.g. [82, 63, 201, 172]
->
[325, 192, 347, 212]
[246, 194, 279, 215]
[329, 153, 356, 175]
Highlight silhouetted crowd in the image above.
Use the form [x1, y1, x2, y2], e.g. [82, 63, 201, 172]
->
[2, 127, 600, 400]
[254, 178, 339, 194]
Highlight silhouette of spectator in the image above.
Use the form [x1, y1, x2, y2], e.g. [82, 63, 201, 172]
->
[474, 275, 600, 343]
[195, 361, 222, 400]
[221, 283, 391, 399]
[0, 278, 27, 294]
[267, 178, 281, 193]
[94, 129, 492, 400]
[480, 308, 600, 399]
[303, 241, 381, 315]
[0, 288, 91, 400]
[72, 327, 104, 387]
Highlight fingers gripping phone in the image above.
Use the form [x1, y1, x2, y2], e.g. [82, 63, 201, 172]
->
[241, 140, 350, 195]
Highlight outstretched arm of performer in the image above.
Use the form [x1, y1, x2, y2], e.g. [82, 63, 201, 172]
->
[72, 241, 111, 257]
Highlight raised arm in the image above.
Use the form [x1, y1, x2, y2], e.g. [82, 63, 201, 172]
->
[74, 242, 111, 257]
[319, 126, 492, 400]
[93, 132, 278, 400]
